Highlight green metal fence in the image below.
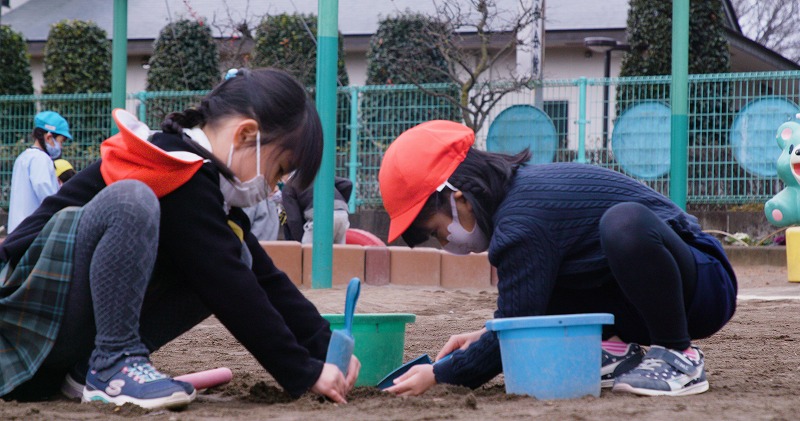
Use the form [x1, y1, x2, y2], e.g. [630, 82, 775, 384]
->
[1, 71, 798, 211]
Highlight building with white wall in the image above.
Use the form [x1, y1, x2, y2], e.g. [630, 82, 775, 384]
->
[2, 0, 797, 95]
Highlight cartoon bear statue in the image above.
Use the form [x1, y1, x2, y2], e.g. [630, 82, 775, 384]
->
[765, 114, 800, 226]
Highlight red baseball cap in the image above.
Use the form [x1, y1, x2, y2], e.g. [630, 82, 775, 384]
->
[379, 120, 474, 243]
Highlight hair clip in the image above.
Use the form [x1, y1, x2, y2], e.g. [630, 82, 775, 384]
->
[225, 68, 239, 80]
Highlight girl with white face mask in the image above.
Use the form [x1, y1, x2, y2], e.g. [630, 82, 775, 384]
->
[0, 68, 359, 409]
[378, 120, 737, 399]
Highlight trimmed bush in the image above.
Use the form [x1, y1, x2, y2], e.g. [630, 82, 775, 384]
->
[147, 19, 220, 91]
[0, 25, 34, 144]
[144, 19, 220, 128]
[252, 13, 350, 154]
[365, 14, 451, 86]
[251, 13, 348, 88]
[618, 0, 731, 145]
[362, 14, 460, 146]
[42, 20, 111, 94]
[0, 25, 33, 96]
[41, 20, 112, 146]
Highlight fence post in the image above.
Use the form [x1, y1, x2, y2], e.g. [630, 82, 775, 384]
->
[576, 77, 588, 163]
[347, 87, 360, 213]
[670, 0, 689, 209]
[136, 92, 147, 123]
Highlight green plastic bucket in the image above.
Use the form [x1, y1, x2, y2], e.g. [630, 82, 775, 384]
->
[322, 313, 416, 386]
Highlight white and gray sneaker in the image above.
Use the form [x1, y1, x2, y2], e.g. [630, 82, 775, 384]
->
[601, 342, 645, 388]
[612, 345, 709, 396]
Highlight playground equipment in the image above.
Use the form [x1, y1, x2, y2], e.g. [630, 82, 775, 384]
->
[764, 113, 800, 282]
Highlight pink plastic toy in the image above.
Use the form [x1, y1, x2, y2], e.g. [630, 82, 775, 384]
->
[174, 367, 233, 390]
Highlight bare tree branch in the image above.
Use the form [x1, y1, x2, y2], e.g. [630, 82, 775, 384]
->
[388, 0, 540, 132]
[732, 0, 800, 63]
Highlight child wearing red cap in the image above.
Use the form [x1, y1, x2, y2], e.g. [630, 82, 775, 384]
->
[0, 68, 358, 409]
[379, 120, 736, 397]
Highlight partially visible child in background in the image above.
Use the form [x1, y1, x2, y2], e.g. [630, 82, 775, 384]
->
[7, 111, 72, 233]
[54, 158, 76, 185]
[282, 176, 352, 244]
[243, 186, 282, 241]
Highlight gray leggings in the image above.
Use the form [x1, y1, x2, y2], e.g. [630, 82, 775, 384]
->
[54, 179, 159, 372]
[8, 180, 212, 400]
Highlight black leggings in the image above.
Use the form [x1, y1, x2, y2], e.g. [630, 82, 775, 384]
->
[548, 202, 698, 350]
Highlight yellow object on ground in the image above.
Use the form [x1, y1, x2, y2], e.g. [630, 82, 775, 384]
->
[786, 227, 800, 282]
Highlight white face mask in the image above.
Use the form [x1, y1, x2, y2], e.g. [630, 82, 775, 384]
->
[442, 191, 490, 255]
[219, 131, 271, 208]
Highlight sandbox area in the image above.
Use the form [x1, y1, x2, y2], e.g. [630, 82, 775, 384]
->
[1, 265, 797, 420]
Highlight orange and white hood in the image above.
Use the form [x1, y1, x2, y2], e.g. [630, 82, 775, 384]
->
[100, 109, 205, 198]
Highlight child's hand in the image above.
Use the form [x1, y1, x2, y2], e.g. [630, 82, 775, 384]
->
[311, 363, 349, 404]
[436, 328, 486, 360]
[383, 364, 436, 396]
[345, 355, 361, 391]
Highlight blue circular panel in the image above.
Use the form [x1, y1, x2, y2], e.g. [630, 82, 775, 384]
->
[731, 97, 799, 178]
[611, 102, 672, 179]
[486, 105, 557, 164]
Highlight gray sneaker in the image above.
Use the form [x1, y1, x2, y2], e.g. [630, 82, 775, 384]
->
[612, 345, 709, 396]
[601, 342, 645, 388]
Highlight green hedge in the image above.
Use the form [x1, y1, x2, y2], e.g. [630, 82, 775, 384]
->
[618, 0, 731, 145]
[42, 20, 111, 94]
[145, 19, 220, 127]
[41, 20, 112, 145]
[362, 14, 461, 146]
[251, 13, 348, 88]
[0, 25, 34, 144]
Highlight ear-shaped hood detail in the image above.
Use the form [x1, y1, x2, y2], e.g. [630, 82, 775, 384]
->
[100, 109, 205, 198]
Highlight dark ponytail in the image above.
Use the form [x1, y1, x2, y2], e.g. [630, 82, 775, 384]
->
[160, 67, 323, 190]
[161, 108, 206, 134]
[161, 108, 234, 179]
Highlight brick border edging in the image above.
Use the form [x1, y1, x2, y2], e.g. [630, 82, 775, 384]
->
[260, 241, 492, 288]
[260, 242, 786, 289]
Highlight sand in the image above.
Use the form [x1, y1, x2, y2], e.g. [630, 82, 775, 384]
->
[2, 264, 798, 420]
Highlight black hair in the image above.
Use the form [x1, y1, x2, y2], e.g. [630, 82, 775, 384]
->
[32, 127, 48, 150]
[401, 148, 531, 247]
[161, 67, 323, 190]
[58, 169, 77, 183]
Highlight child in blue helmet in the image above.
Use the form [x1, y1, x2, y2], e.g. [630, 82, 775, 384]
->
[7, 111, 72, 234]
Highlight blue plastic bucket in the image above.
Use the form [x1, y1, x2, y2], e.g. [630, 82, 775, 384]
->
[485, 313, 614, 400]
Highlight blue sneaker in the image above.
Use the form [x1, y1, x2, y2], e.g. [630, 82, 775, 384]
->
[612, 345, 709, 396]
[82, 357, 196, 409]
[601, 342, 644, 388]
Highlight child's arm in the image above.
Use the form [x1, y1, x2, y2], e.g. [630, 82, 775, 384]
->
[158, 168, 326, 398]
[281, 185, 304, 241]
[246, 232, 332, 360]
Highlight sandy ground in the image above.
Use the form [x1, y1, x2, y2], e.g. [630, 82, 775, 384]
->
[2, 264, 800, 420]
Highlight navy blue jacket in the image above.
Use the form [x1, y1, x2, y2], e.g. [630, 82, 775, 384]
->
[433, 163, 736, 388]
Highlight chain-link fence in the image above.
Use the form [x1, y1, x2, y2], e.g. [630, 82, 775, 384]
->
[1, 70, 798, 210]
